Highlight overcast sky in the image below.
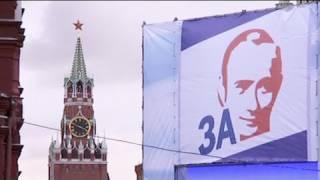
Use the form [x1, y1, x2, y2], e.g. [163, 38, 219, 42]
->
[20, 1, 281, 180]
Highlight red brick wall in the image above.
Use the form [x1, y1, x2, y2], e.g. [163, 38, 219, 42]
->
[0, 1, 25, 180]
[0, 1, 16, 19]
[135, 164, 142, 180]
[52, 164, 109, 180]
[0, 0, 24, 97]
[0, 45, 20, 96]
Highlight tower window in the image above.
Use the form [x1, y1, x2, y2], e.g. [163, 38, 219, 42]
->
[67, 81, 73, 98]
[87, 86, 92, 98]
[77, 81, 83, 97]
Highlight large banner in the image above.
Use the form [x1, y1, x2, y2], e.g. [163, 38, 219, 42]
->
[175, 162, 319, 180]
[143, 3, 319, 180]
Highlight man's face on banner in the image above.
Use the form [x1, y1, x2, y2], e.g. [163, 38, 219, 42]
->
[220, 30, 283, 141]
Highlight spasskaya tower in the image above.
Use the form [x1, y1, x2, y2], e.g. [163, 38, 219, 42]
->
[48, 20, 110, 180]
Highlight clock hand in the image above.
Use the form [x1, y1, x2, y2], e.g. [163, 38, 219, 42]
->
[71, 122, 88, 131]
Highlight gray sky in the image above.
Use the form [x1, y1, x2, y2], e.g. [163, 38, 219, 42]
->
[20, 1, 280, 180]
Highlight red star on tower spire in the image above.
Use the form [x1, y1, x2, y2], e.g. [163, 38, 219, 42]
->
[73, 20, 83, 31]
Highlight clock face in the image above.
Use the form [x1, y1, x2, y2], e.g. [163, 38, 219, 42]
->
[69, 117, 90, 137]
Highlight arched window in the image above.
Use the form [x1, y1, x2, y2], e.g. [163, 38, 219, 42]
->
[61, 147, 68, 159]
[84, 148, 91, 159]
[67, 82, 73, 98]
[77, 81, 83, 97]
[87, 86, 92, 98]
[95, 148, 102, 159]
[72, 148, 78, 159]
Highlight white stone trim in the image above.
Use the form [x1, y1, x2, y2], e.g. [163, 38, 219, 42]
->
[64, 102, 92, 106]
[0, 37, 17, 41]
[0, 115, 8, 119]
[52, 159, 108, 164]
[0, 19, 16, 22]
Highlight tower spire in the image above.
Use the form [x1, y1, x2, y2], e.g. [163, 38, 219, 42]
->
[49, 19, 109, 180]
[70, 20, 87, 80]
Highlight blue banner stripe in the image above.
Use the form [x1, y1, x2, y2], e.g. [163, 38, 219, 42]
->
[181, 8, 277, 51]
[221, 131, 308, 162]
